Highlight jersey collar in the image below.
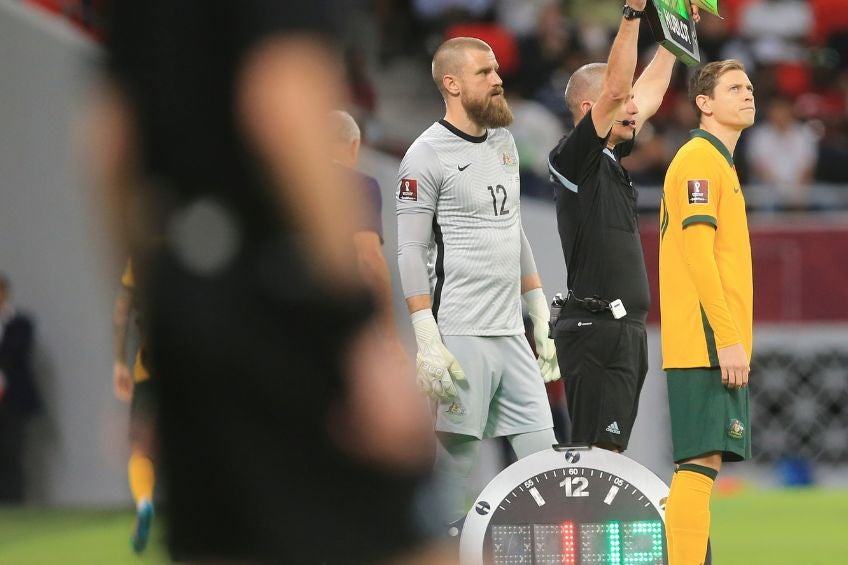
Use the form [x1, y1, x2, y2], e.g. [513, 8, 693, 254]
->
[690, 128, 734, 167]
[439, 119, 488, 143]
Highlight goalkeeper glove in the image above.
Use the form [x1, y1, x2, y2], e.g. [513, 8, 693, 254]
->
[524, 288, 561, 383]
[411, 310, 466, 401]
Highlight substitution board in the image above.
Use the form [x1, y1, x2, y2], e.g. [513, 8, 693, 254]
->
[460, 446, 671, 564]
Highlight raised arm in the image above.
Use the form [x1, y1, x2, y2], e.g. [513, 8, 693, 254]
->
[591, 0, 647, 138]
[632, 4, 700, 134]
[632, 46, 677, 135]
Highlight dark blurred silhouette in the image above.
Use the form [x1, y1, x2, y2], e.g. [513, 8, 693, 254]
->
[0, 273, 41, 504]
[89, 2, 443, 563]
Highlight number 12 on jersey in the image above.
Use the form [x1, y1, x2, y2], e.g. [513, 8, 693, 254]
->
[487, 185, 509, 216]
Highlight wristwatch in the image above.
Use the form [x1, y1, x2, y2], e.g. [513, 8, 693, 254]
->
[622, 4, 645, 19]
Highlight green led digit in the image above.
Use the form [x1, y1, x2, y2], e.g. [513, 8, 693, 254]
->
[608, 522, 622, 565]
[622, 520, 665, 564]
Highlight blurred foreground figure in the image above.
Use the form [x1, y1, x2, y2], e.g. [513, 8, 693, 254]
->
[91, 2, 442, 563]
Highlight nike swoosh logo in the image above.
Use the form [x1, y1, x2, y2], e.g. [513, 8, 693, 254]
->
[733, 187, 740, 193]
[458, 163, 471, 171]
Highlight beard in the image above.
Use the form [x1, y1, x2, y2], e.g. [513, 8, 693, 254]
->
[462, 90, 514, 129]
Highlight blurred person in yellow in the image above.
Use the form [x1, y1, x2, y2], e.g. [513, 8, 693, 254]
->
[112, 259, 155, 554]
[88, 1, 447, 563]
[659, 59, 756, 565]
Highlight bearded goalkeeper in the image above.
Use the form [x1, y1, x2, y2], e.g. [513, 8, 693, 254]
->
[397, 37, 560, 528]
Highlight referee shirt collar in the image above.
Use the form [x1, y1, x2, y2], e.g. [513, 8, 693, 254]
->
[690, 128, 734, 167]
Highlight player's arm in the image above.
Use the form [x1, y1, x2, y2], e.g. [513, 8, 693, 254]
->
[631, 5, 699, 135]
[590, 0, 648, 138]
[112, 284, 133, 402]
[631, 46, 677, 136]
[396, 142, 465, 400]
[520, 229, 560, 383]
[354, 230, 397, 339]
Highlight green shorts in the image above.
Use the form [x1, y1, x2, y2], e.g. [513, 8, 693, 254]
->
[666, 368, 751, 463]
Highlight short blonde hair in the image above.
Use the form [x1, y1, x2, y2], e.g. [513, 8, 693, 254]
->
[431, 37, 493, 97]
[689, 59, 746, 118]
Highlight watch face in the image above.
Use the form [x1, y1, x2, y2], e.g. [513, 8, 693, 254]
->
[460, 447, 669, 565]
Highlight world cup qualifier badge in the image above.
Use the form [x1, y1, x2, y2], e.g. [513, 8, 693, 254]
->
[687, 179, 709, 204]
[398, 178, 418, 201]
[728, 419, 745, 440]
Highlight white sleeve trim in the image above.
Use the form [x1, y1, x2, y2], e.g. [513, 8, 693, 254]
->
[548, 159, 578, 193]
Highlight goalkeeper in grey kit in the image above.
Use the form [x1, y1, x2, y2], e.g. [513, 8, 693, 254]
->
[396, 36, 560, 527]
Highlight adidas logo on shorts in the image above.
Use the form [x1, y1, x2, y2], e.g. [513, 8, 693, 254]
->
[605, 421, 621, 435]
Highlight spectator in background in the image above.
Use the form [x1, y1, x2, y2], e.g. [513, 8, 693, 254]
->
[505, 87, 565, 197]
[0, 273, 40, 504]
[344, 46, 378, 139]
[740, 0, 812, 65]
[510, 1, 571, 100]
[746, 96, 818, 210]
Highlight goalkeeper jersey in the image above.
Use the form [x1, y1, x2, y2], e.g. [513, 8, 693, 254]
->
[396, 120, 524, 336]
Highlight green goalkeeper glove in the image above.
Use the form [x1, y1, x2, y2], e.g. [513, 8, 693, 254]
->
[524, 288, 561, 383]
[411, 310, 466, 401]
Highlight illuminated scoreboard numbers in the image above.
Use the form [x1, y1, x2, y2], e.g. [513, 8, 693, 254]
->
[491, 521, 664, 564]
[534, 524, 573, 565]
[561, 521, 577, 565]
[490, 524, 575, 564]
[580, 522, 622, 564]
[622, 521, 665, 564]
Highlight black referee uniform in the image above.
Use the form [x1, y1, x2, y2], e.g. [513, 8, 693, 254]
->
[547, 108, 650, 451]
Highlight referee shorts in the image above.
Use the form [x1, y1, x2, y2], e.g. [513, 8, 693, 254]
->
[553, 317, 647, 450]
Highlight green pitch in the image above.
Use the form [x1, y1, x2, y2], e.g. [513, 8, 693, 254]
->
[0, 507, 168, 564]
[1, 488, 847, 564]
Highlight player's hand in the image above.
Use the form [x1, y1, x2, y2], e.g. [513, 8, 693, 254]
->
[524, 289, 561, 383]
[627, 0, 647, 12]
[717, 343, 749, 390]
[113, 361, 133, 402]
[691, 3, 701, 23]
[411, 311, 466, 401]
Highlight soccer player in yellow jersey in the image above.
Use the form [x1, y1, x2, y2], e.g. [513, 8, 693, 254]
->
[659, 59, 755, 565]
[113, 260, 155, 554]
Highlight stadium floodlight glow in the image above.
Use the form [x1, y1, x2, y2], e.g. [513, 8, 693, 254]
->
[645, 0, 701, 66]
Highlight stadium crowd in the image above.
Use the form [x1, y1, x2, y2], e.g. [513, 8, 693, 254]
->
[24, 0, 848, 209]
[371, 0, 848, 208]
